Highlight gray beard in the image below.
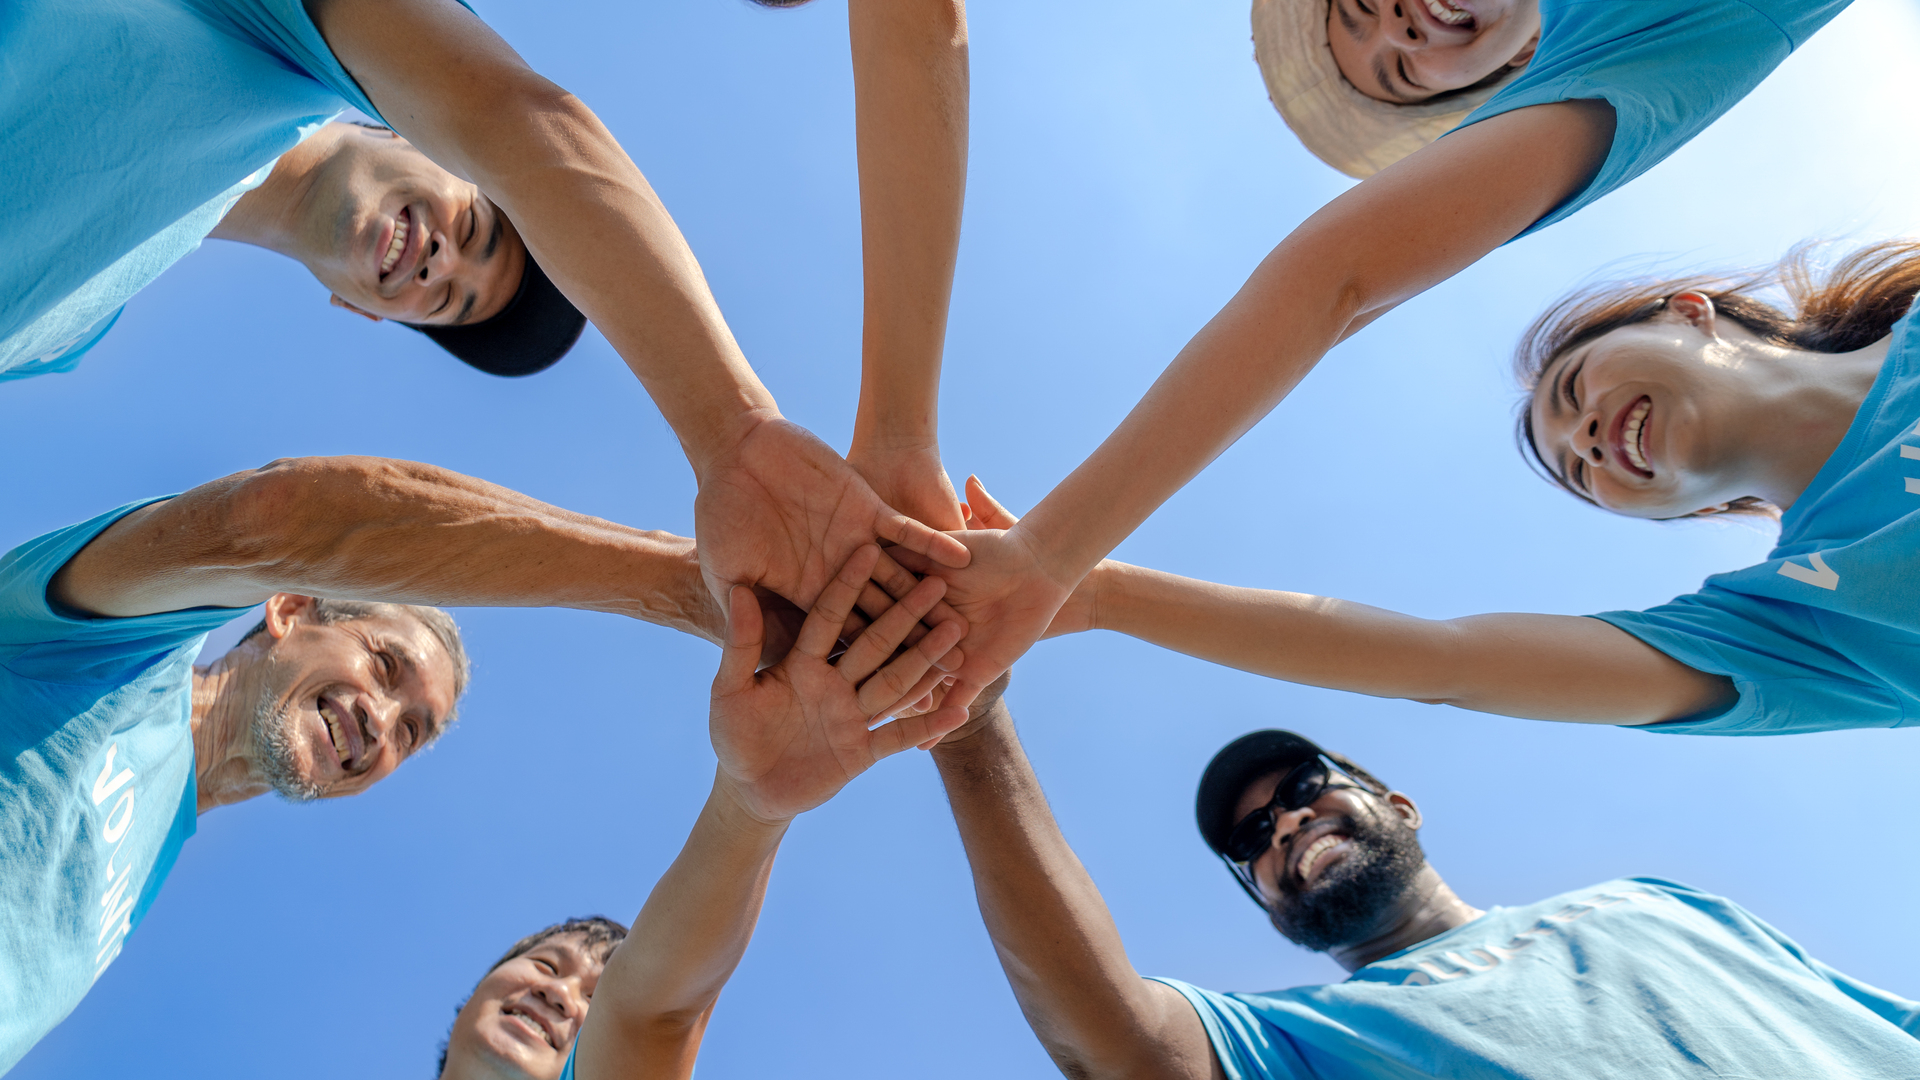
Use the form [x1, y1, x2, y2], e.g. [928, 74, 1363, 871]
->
[1267, 807, 1426, 953]
[251, 694, 325, 803]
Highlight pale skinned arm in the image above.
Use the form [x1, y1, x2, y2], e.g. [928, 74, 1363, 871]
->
[574, 550, 968, 1080]
[48, 455, 758, 651]
[928, 100, 1619, 707]
[844, 0, 970, 531]
[932, 681, 1223, 1080]
[960, 476, 1733, 726]
[306, 0, 970, 614]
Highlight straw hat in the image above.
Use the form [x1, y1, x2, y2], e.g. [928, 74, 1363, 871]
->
[1251, 0, 1521, 178]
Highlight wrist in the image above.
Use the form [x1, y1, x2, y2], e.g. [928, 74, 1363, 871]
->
[708, 770, 800, 834]
[686, 404, 785, 483]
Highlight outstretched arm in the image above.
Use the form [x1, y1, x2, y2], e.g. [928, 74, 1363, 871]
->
[574, 548, 968, 1080]
[308, 0, 970, 614]
[927, 101, 1618, 707]
[50, 455, 722, 640]
[963, 477, 1731, 726]
[844, 0, 970, 531]
[932, 681, 1222, 1080]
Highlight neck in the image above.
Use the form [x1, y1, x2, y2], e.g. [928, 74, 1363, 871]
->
[1741, 336, 1890, 510]
[1327, 865, 1483, 972]
[207, 124, 339, 259]
[190, 644, 273, 814]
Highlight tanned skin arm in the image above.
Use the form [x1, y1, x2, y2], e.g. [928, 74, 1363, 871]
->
[49, 455, 725, 638]
[845, 0, 971, 532]
[932, 681, 1224, 1080]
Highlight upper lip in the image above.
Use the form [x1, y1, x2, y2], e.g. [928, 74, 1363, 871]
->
[318, 692, 366, 772]
[502, 1001, 562, 1050]
[1608, 395, 1654, 479]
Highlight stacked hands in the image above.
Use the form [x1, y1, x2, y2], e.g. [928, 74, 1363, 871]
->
[694, 416, 1084, 736]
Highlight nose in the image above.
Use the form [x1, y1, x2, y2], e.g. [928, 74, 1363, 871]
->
[1387, 1, 1424, 44]
[1258, 805, 1317, 893]
[1571, 408, 1607, 468]
[413, 225, 464, 288]
[353, 694, 405, 772]
[535, 976, 584, 1022]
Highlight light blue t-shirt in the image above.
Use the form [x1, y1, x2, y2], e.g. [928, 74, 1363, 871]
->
[0, 0, 393, 378]
[0, 498, 249, 1072]
[1157, 878, 1920, 1080]
[1594, 308, 1920, 735]
[1454, 0, 1853, 240]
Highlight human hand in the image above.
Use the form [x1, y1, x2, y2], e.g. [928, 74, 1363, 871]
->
[709, 544, 969, 824]
[847, 439, 967, 533]
[958, 477, 1098, 639]
[693, 416, 970, 612]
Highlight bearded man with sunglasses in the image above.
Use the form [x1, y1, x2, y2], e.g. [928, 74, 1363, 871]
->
[932, 687, 1920, 1080]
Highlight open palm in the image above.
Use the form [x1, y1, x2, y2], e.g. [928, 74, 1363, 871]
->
[710, 544, 969, 824]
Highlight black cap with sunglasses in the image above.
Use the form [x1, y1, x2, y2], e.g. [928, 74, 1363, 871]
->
[1196, 729, 1379, 905]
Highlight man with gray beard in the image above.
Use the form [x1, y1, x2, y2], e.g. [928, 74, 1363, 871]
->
[932, 682, 1920, 1080]
[0, 453, 934, 1071]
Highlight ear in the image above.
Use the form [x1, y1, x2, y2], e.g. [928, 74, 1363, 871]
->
[1386, 791, 1422, 830]
[329, 294, 383, 323]
[261, 594, 319, 641]
[1664, 291, 1718, 335]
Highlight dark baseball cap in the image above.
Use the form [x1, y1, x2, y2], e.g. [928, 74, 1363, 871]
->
[407, 253, 586, 377]
[1195, 729, 1329, 856]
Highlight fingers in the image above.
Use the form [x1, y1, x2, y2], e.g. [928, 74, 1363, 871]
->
[870, 549, 968, 670]
[838, 575, 950, 683]
[964, 475, 1020, 529]
[876, 509, 972, 569]
[870, 665, 950, 720]
[867, 705, 970, 761]
[795, 545, 880, 660]
[853, 617, 964, 717]
[714, 585, 764, 694]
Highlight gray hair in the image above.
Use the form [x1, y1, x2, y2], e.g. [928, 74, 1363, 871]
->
[237, 598, 471, 730]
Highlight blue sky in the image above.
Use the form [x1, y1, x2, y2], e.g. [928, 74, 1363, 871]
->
[10, 0, 1920, 1076]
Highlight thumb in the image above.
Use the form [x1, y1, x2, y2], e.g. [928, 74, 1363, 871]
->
[964, 475, 1020, 529]
[715, 585, 764, 694]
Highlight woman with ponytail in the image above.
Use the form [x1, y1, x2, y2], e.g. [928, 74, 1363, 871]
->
[956, 241, 1920, 735]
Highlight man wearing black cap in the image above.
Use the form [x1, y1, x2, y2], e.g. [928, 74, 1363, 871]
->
[931, 681, 1920, 1079]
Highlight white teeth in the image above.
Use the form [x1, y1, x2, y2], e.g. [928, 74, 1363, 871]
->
[1623, 399, 1651, 473]
[1296, 834, 1344, 882]
[1424, 0, 1471, 24]
[379, 217, 409, 276]
[320, 702, 347, 760]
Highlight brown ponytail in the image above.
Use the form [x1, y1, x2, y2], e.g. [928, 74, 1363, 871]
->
[1514, 240, 1920, 518]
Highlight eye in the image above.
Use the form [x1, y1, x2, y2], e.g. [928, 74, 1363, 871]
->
[1355, 0, 1375, 14]
[378, 651, 398, 680]
[1571, 459, 1588, 492]
[536, 958, 557, 975]
[464, 205, 477, 248]
[1560, 359, 1582, 410]
[403, 718, 421, 749]
[431, 284, 453, 318]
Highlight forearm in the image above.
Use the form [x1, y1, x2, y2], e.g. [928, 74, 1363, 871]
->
[52, 457, 723, 640]
[932, 710, 1210, 1079]
[581, 774, 786, 1079]
[847, 0, 968, 452]
[310, 0, 776, 470]
[1087, 562, 1731, 724]
[1013, 103, 1614, 584]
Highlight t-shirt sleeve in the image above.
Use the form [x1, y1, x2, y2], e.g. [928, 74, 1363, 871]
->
[0, 497, 255, 684]
[196, 0, 478, 126]
[1448, 0, 1801, 241]
[1591, 587, 1906, 735]
[1145, 978, 1310, 1080]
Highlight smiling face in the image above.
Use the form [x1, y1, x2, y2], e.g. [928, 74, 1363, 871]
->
[1231, 768, 1426, 952]
[296, 125, 527, 329]
[1527, 296, 1773, 519]
[246, 598, 458, 802]
[446, 934, 604, 1080]
[1325, 0, 1539, 103]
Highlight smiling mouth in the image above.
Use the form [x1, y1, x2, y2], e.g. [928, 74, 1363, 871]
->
[379, 208, 411, 280]
[501, 1004, 558, 1050]
[1293, 832, 1348, 886]
[1422, 0, 1473, 26]
[318, 697, 353, 770]
[1620, 396, 1653, 476]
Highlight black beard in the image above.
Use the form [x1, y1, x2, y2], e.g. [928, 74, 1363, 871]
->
[1267, 808, 1425, 952]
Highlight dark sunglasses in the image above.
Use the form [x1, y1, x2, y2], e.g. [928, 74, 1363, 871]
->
[1219, 754, 1368, 903]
